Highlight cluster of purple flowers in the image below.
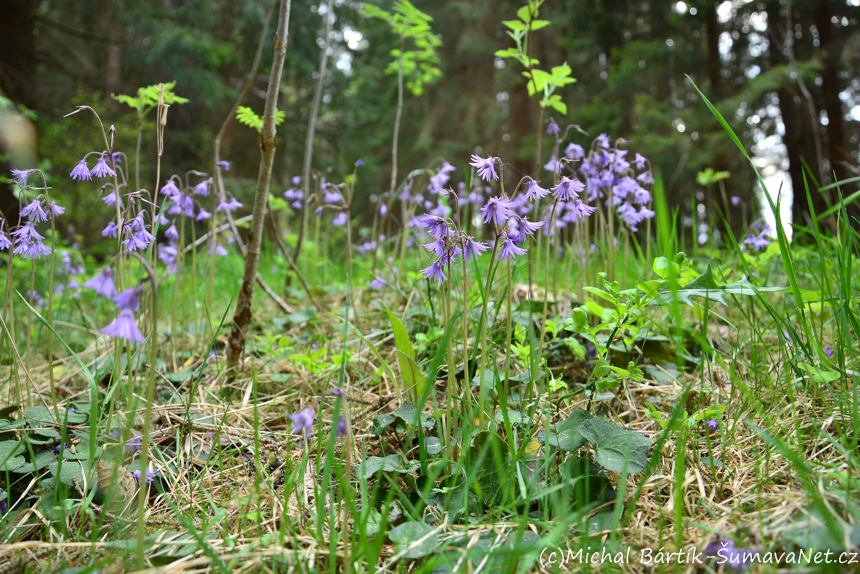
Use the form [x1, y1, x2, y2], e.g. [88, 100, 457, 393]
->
[545, 133, 656, 232]
[81, 266, 145, 344]
[407, 153, 600, 283]
[132, 468, 158, 485]
[288, 387, 350, 441]
[743, 220, 773, 251]
[70, 154, 117, 182]
[1, 171, 64, 261]
[283, 176, 304, 210]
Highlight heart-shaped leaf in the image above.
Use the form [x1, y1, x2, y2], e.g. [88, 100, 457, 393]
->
[360, 455, 420, 479]
[580, 418, 651, 473]
[540, 409, 593, 452]
[389, 521, 438, 558]
[0, 440, 26, 472]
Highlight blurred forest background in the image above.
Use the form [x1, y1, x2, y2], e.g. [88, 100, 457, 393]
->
[0, 0, 858, 253]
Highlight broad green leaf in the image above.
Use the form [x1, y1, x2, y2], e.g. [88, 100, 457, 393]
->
[14, 449, 55, 473]
[424, 436, 443, 455]
[385, 307, 427, 398]
[392, 401, 435, 429]
[585, 299, 608, 319]
[530, 20, 551, 31]
[360, 455, 420, 479]
[516, 5, 533, 22]
[548, 99, 568, 114]
[580, 418, 651, 474]
[797, 362, 841, 383]
[0, 440, 25, 471]
[540, 409, 593, 452]
[551, 63, 572, 78]
[49, 459, 91, 487]
[502, 20, 527, 31]
[389, 521, 438, 558]
[653, 256, 680, 279]
[372, 414, 396, 435]
[494, 48, 520, 58]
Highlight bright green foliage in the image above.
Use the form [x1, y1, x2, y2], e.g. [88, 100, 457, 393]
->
[696, 167, 730, 186]
[235, 106, 286, 133]
[495, 1, 575, 114]
[360, 0, 442, 96]
[111, 82, 188, 117]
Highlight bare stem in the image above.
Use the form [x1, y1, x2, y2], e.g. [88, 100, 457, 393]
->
[295, 0, 335, 265]
[226, 0, 293, 374]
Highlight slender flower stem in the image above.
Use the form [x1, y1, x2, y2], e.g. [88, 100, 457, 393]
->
[536, 198, 560, 385]
[503, 258, 513, 393]
[1, 227, 16, 402]
[44, 182, 60, 427]
[295, 0, 332, 266]
[478, 235, 500, 421]
[26, 262, 34, 376]
[443, 270, 455, 452]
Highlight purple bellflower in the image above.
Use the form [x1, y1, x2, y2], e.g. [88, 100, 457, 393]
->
[290, 408, 315, 439]
[525, 179, 549, 200]
[369, 276, 388, 289]
[462, 237, 489, 261]
[160, 180, 180, 199]
[125, 434, 142, 453]
[83, 267, 117, 298]
[420, 260, 447, 283]
[10, 169, 32, 187]
[48, 202, 65, 217]
[481, 196, 512, 227]
[101, 309, 144, 343]
[90, 158, 116, 179]
[565, 143, 585, 161]
[113, 286, 142, 312]
[420, 215, 449, 239]
[132, 469, 158, 485]
[543, 156, 560, 174]
[216, 197, 242, 212]
[552, 176, 584, 201]
[21, 200, 48, 223]
[469, 154, 499, 182]
[498, 237, 527, 262]
[70, 160, 91, 181]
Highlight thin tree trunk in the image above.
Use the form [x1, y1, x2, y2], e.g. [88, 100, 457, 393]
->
[293, 0, 335, 265]
[705, 2, 721, 100]
[371, 37, 404, 271]
[226, 0, 292, 374]
[212, 0, 275, 310]
[390, 37, 404, 204]
[815, 0, 849, 184]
